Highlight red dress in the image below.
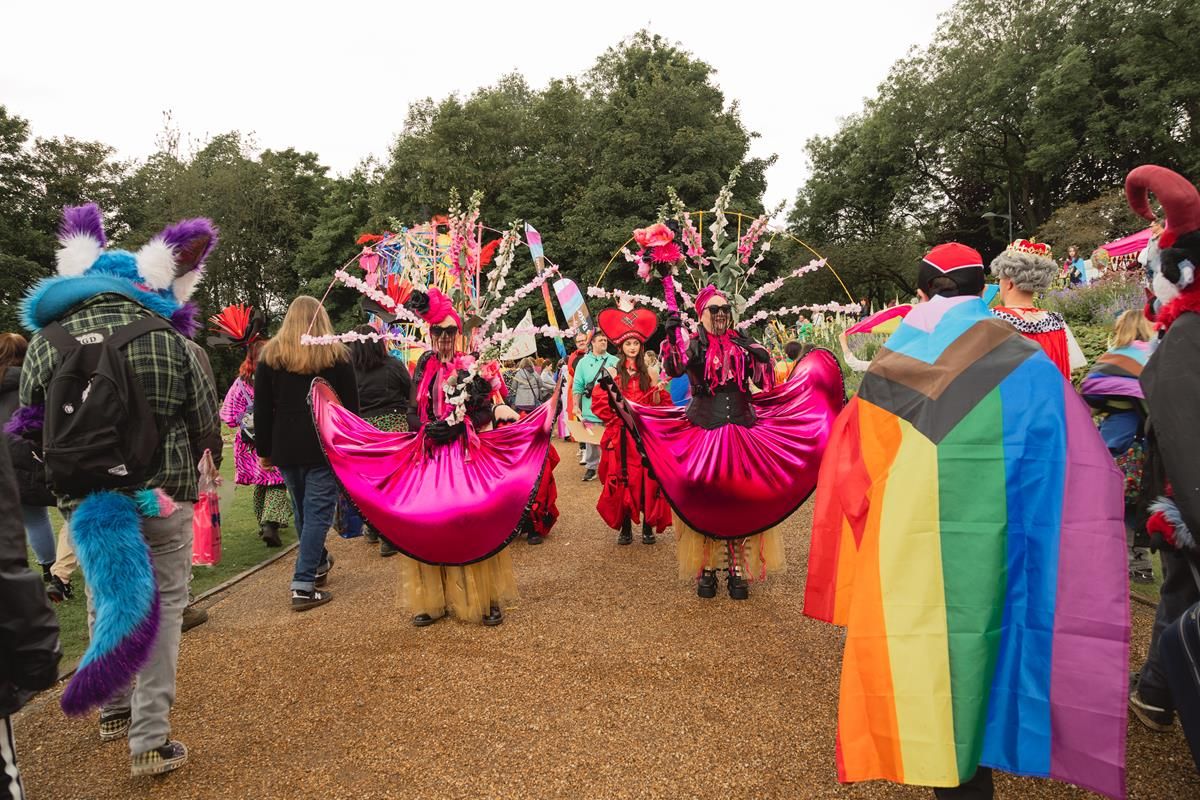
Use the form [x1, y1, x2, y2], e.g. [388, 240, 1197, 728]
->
[590, 367, 674, 531]
[992, 306, 1073, 379]
[529, 445, 560, 537]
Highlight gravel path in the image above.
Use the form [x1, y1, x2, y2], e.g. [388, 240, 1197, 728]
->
[14, 442, 1200, 799]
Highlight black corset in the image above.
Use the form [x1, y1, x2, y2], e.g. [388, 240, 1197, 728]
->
[686, 386, 755, 429]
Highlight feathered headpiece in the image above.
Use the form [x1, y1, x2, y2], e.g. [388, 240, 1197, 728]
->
[208, 304, 266, 348]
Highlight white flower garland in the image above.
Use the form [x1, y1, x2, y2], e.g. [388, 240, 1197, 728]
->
[585, 286, 698, 332]
[301, 330, 430, 349]
[736, 302, 863, 331]
[477, 263, 560, 338]
[740, 259, 825, 311]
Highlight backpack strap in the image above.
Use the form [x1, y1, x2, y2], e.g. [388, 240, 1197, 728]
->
[105, 316, 175, 350]
[40, 322, 83, 356]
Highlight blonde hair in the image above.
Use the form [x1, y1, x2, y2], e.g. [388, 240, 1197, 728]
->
[1109, 309, 1153, 349]
[261, 296, 347, 374]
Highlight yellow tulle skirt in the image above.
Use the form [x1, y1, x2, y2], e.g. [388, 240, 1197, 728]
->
[674, 512, 785, 582]
[397, 550, 519, 624]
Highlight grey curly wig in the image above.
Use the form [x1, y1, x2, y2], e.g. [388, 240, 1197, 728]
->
[989, 250, 1058, 293]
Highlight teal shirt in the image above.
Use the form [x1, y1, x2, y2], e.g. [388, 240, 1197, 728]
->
[572, 352, 618, 423]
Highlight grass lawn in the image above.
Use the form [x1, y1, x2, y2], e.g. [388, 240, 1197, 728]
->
[26, 439, 296, 666]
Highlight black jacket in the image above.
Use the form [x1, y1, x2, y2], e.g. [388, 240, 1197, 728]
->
[0, 419, 62, 717]
[254, 359, 359, 468]
[1, 367, 54, 507]
[1140, 312, 1200, 548]
[356, 358, 411, 419]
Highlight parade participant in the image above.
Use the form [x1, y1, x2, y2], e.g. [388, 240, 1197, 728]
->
[567, 331, 590, 463]
[19, 204, 220, 775]
[210, 306, 290, 548]
[318, 286, 553, 627]
[347, 325, 411, 555]
[1079, 310, 1155, 583]
[990, 239, 1087, 378]
[589, 305, 672, 545]
[805, 242, 1129, 800]
[1123, 166, 1200, 740]
[572, 331, 617, 481]
[603, 219, 843, 600]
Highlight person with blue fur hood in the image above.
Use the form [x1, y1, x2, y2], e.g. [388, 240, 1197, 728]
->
[17, 204, 219, 777]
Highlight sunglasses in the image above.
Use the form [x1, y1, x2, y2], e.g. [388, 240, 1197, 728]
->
[430, 325, 458, 338]
[705, 304, 732, 315]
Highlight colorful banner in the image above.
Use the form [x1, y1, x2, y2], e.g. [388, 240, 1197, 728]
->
[526, 223, 565, 357]
[553, 278, 592, 334]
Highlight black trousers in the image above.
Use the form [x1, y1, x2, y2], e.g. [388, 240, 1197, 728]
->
[1, 715, 26, 800]
[933, 767, 993, 799]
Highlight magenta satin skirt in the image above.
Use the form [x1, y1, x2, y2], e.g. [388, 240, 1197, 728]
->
[310, 379, 555, 565]
[624, 349, 844, 539]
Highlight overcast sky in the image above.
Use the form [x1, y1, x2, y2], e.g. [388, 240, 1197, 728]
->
[3, 0, 955, 218]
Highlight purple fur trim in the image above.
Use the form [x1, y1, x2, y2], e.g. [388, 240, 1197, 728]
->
[59, 203, 106, 247]
[171, 302, 202, 338]
[159, 218, 218, 273]
[60, 592, 160, 717]
[3, 404, 44, 437]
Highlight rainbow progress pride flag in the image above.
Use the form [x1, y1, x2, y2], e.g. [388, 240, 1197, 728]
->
[805, 296, 1130, 799]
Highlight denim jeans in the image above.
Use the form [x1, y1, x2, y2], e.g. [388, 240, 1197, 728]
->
[279, 465, 337, 592]
[21, 504, 56, 566]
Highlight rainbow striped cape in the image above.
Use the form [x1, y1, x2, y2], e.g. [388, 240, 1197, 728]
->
[804, 296, 1129, 799]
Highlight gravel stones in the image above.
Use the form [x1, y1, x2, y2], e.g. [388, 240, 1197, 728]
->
[14, 442, 1200, 799]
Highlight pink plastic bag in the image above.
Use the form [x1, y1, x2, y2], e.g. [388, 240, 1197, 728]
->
[192, 449, 222, 566]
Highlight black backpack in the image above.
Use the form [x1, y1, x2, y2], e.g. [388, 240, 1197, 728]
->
[39, 316, 171, 496]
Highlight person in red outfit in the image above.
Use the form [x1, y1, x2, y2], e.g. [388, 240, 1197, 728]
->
[990, 239, 1087, 379]
[590, 305, 673, 545]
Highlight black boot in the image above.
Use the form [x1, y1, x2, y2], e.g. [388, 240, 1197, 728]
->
[641, 521, 656, 545]
[412, 611, 445, 627]
[260, 521, 282, 548]
[525, 516, 543, 545]
[697, 569, 718, 598]
[41, 563, 53, 583]
[482, 605, 504, 626]
[727, 569, 749, 600]
[617, 518, 633, 545]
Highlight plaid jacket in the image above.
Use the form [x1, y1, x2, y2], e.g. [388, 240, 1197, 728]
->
[20, 294, 219, 503]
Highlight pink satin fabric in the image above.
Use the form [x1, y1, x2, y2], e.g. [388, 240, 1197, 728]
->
[626, 349, 844, 539]
[310, 379, 555, 565]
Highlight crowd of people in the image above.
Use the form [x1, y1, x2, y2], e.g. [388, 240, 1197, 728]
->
[3, 163, 1200, 799]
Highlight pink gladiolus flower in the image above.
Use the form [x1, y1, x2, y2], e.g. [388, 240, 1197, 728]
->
[636, 258, 653, 281]
[633, 223, 674, 249]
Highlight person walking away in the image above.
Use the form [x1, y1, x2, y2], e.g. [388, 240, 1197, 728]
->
[1079, 310, 1155, 583]
[0, 334, 57, 586]
[348, 326, 410, 556]
[19, 205, 220, 776]
[0, 430, 62, 800]
[255, 296, 359, 611]
[512, 357, 548, 414]
[220, 340, 290, 548]
[572, 332, 617, 481]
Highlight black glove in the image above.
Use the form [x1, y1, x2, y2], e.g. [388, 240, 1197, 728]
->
[664, 311, 682, 337]
[425, 420, 465, 445]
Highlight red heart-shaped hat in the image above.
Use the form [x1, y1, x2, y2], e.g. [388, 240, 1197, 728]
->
[597, 306, 658, 344]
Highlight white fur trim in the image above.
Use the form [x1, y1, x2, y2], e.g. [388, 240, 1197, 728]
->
[1179, 262, 1195, 290]
[173, 267, 203, 302]
[1153, 272, 1181, 304]
[55, 233, 102, 276]
[135, 238, 176, 291]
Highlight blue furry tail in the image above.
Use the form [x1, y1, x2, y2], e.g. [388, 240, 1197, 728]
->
[61, 492, 160, 717]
